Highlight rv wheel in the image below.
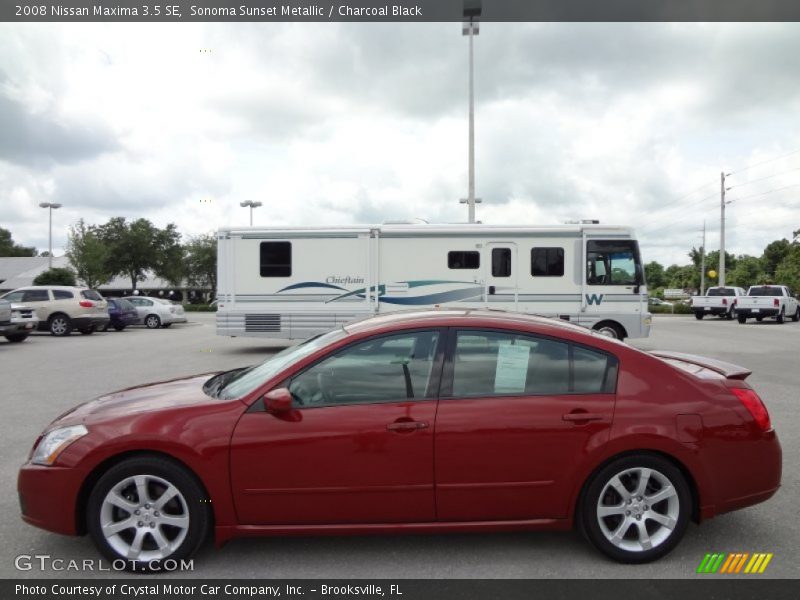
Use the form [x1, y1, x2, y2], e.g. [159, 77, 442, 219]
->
[593, 321, 625, 340]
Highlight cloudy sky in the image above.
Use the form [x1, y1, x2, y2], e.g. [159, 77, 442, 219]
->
[1, 22, 799, 266]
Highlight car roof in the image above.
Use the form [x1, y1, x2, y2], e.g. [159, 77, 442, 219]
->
[343, 308, 612, 342]
[12, 285, 92, 291]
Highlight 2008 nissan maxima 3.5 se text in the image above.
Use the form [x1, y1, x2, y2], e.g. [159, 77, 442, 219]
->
[18, 310, 781, 571]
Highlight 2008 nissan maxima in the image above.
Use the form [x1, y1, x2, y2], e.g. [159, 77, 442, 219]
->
[18, 309, 781, 571]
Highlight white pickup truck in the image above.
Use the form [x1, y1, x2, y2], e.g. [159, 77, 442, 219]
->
[0, 299, 40, 342]
[691, 286, 747, 320]
[736, 285, 800, 324]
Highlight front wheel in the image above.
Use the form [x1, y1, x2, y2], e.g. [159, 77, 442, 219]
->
[592, 321, 625, 340]
[86, 456, 210, 572]
[4, 333, 29, 343]
[580, 454, 691, 563]
[144, 314, 161, 329]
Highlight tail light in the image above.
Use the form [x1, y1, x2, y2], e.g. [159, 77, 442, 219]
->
[773, 298, 779, 307]
[722, 298, 728, 306]
[731, 387, 771, 431]
[79, 300, 94, 308]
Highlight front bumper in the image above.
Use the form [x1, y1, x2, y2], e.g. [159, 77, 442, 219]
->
[18, 462, 83, 536]
[0, 318, 39, 335]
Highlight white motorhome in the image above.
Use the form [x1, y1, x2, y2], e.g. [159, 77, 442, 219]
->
[216, 223, 651, 340]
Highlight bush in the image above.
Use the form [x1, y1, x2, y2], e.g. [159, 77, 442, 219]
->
[33, 267, 77, 286]
[183, 304, 217, 312]
[649, 302, 692, 314]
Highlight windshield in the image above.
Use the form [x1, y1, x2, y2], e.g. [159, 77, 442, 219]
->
[211, 327, 348, 400]
[586, 240, 642, 286]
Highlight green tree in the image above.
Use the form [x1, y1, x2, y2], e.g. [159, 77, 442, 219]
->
[97, 218, 184, 291]
[0, 228, 36, 256]
[728, 255, 763, 289]
[665, 264, 698, 289]
[65, 219, 114, 289]
[184, 234, 217, 297]
[33, 267, 76, 286]
[774, 245, 800, 291]
[761, 239, 792, 277]
[644, 261, 666, 288]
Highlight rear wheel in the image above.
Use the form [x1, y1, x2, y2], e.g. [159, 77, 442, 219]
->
[792, 307, 800, 322]
[694, 313, 704, 320]
[776, 308, 785, 324]
[144, 314, 161, 329]
[48, 314, 72, 336]
[4, 333, 29, 343]
[113, 325, 126, 332]
[725, 307, 735, 320]
[101, 322, 110, 332]
[86, 456, 211, 572]
[737, 315, 747, 324]
[581, 454, 690, 563]
[756, 316, 763, 322]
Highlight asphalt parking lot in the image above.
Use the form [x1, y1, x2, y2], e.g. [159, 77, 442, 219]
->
[1, 314, 797, 579]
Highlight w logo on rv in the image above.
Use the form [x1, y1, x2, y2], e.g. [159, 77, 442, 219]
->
[585, 293, 604, 305]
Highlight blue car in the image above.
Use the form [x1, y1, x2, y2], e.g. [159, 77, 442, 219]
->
[103, 298, 140, 331]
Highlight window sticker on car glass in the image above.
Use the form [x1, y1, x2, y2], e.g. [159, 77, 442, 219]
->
[494, 342, 530, 394]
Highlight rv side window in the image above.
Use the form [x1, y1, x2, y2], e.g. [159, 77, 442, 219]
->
[491, 248, 511, 277]
[531, 247, 564, 277]
[260, 242, 292, 277]
[448, 251, 480, 270]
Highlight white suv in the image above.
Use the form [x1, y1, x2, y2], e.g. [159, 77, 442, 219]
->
[1, 286, 110, 336]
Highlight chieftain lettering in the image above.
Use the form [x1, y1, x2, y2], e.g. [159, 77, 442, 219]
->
[326, 276, 365, 285]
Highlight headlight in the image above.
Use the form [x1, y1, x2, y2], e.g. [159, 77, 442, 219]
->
[31, 425, 88, 466]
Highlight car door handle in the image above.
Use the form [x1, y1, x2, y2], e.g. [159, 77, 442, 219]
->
[386, 420, 429, 432]
[562, 412, 604, 423]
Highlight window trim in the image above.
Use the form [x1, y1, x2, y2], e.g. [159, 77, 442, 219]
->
[439, 327, 618, 399]
[447, 250, 480, 270]
[530, 247, 565, 277]
[249, 328, 448, 411]
[259, 241, 293, 278]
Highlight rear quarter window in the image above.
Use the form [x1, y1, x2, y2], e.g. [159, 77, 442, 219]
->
[81, 290, 104, 301]
[53, 290, 74, 300]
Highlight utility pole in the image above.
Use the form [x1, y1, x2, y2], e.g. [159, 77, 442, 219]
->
[719, 171, 731, 287]
[459, 1, 482, 223]
[700, 220, 706, 296]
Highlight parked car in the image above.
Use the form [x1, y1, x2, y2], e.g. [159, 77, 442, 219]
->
[122, 296, 187, 329]
[736, 285, 800, 324]
[0, 286, 109, 336]
[0, 299, 39, 342]
[18, 309, 781, 570]
[690, 286, 747, 320]
[648, 298, 673, 306]
[103, 298, 141, 331]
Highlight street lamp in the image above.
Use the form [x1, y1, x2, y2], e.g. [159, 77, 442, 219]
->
[38, 202, 62, 269]
[240, 200, 262, 226]
[460, 0, 482, 223]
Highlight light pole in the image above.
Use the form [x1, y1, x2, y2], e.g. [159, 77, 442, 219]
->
[38, 202, 62, 269]
[240, 200, 262, 226]
[460, 0, 482, 223]
[719, 172, 732, 287]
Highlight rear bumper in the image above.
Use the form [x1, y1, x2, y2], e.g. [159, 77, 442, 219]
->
[737, 308, 779, 318]
[693, 307, 728, 316]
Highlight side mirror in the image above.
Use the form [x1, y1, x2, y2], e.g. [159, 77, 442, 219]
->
[263, 387, 293, 413]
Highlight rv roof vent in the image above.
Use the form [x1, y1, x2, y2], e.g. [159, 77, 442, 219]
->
[564, 219, 600, 224]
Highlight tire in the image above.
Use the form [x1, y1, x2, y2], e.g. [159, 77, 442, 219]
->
[48, 314, 73, 337]
[592, 321, 625, 340]
[86, 456, 211, 572]
[4, 333, 29, 343]
[101, 323, 110, 332]
[756, 316, 763, 322]
[737, 315, 747, 324]
[80, 326, 95, 335]
[162, 323, 172, 329]
[792, 307, 800, 323]
[725, 307, 735, 320]
[580, 454, 691, 564]
[113, 325, 126, 332]
[694, 313, 704, 320]
[776, 308, 785, 324]
[144, 314, 161, 329]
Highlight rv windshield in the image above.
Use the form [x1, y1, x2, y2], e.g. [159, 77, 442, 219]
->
[208, 328, 348, 400]
[586, 240, 642, 286]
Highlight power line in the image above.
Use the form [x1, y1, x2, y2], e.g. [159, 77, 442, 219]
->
[727, 166, 800, 190]
[729, 147, 800, 176]
[728, 182, 800, 203]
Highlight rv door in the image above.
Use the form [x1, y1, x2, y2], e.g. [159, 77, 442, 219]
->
[484, 242, 518, 311]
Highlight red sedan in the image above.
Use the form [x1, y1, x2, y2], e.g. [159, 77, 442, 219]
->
[18, 310, 781, 570]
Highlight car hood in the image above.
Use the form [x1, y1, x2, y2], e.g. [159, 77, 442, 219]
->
[50, 373, 223, 427]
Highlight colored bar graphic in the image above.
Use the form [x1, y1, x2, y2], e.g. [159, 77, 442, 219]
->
[697, 552, 773, 574]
